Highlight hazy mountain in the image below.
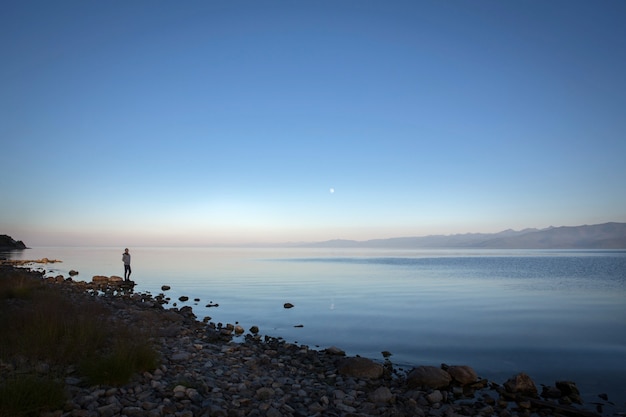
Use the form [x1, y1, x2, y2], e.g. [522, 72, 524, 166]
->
[472, 222, 626, 249]
[296, 222, 626, 249]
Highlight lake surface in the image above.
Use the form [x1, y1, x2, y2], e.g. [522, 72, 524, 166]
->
[3, 247, 626, 410]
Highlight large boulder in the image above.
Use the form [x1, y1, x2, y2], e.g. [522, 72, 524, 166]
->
[504, 372, 538, 396]
[446, 365, 478, 385]
[92, 275, 109, 283]
[337, 357, 384, 379]
[555, 380, 582, 404]
[407, 366, 452, 389]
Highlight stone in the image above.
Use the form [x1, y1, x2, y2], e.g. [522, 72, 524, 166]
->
[121, 406, 144, 417]
[161, 285, 171, 291]
[503, 372, 538, 396]
[426, 390, 443, 404]
[69, 270, 79, 276]
[266, 407, 281, 417]
[556, 380, 582, 403]
[325, 346, 345, 356]
[171, 352, 191, 361]
[447, 365, 478, 385]
[93, 275, 109, 283]
[406, 366, 452, 389]
[284, 302, 294, 308]
[369, 386, 393, 403]
[97, 403, 121, 417]
[337, 357, 384, 379]
[255, 387, 275, 400]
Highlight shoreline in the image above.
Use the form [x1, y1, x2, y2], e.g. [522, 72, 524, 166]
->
[2, 261, 620, 416]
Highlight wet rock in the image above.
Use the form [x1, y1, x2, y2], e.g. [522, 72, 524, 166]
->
[556, 380, 582, 404]
[407, 366, 452, 389]
[447, 365, 478, 385]
[283, 302, 294, 308]
[542, 385, 563, 399]
[504, 372, 538, 396]
[337, 357, 384, 379]
[93, 275, 109, 283]
[325, 346, 345, 356]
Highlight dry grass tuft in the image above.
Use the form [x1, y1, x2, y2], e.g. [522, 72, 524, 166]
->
[0, 267, 160, 416]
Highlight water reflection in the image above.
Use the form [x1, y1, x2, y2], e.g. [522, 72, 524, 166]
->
[4, 247, 626, 407]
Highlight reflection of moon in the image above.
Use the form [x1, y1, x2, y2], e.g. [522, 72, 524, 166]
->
[330, 188, 335, 194]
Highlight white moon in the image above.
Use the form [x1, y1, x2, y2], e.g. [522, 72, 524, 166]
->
[329, 188, 335, 194]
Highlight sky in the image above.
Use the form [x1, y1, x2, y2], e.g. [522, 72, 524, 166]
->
[1, 0, 625, 247]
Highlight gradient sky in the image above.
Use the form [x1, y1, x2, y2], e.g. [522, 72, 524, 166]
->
[2, 1, 625, 247]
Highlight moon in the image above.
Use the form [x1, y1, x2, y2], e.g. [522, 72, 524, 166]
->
[329, 188, 335, 194]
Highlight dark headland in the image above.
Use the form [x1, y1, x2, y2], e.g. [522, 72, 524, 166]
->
[0, 234, 28, 250]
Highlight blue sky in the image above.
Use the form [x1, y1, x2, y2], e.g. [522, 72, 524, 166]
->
[2, 0, 625, 247]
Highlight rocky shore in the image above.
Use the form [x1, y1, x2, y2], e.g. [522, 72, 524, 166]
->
[1, 262, 620, 417]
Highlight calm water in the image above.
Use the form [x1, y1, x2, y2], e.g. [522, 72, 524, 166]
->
[3, 247, 626, 409]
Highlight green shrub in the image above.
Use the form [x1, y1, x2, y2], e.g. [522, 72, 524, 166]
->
[0, 375, 66, 417]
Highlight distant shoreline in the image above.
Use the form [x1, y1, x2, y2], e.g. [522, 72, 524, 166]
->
[4, 222, 625, 249]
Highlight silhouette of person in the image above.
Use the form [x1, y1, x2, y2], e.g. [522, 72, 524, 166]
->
[122, 248, 131, 281]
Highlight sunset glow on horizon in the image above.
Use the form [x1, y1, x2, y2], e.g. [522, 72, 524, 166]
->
[2, 1, 625, 247]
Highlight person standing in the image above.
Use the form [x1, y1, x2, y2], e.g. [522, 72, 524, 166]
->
[122, 248, 131, 281]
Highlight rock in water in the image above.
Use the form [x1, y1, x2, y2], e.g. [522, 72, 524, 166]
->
[504, 372, 538, 396]
[447, 365, 478, 385]
[337, 357, 384, 379]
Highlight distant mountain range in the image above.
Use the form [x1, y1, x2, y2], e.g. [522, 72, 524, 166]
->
[292, 222, 626, 249]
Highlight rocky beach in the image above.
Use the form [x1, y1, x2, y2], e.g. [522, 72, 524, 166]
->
[0, 259, 620, 417]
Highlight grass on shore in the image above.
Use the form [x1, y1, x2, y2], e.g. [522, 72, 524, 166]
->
[0, 267, 160, 416]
